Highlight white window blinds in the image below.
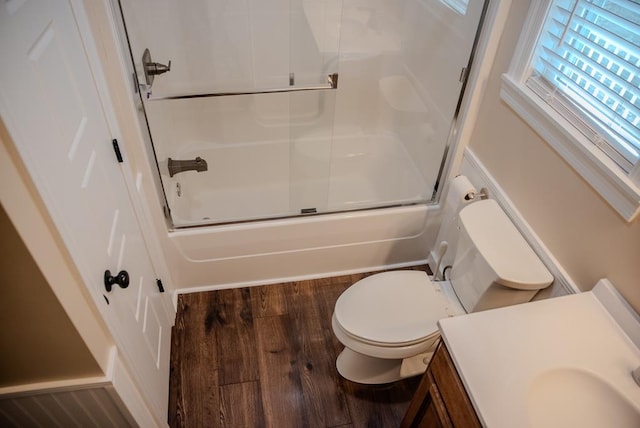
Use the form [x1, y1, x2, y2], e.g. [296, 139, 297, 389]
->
[440, 0, 468, 15]
[527, 0, 640, 172]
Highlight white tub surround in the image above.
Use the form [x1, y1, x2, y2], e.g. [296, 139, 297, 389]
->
[168, 204, 435, 292]
[165, 133, 427, 226]
[114, 0, 487, 226]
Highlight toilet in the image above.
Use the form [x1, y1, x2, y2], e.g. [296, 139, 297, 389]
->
[331, 199, 553, 384]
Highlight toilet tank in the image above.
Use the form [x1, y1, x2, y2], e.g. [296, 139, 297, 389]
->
[450, 199, 553, 313]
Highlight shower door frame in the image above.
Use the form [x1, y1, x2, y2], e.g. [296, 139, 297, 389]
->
[111, 0, 491, 229]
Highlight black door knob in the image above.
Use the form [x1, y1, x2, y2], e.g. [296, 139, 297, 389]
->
[104, 270, 130, 292]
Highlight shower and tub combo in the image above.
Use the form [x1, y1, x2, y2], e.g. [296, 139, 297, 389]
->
[112, 0, 489, 288]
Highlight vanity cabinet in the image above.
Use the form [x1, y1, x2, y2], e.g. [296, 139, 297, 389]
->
[401, 341, 481, 428]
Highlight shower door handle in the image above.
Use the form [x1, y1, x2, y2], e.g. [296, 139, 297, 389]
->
[147, 73, 339, 101]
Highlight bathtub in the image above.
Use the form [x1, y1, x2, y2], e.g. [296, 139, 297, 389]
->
[165, 203, 438, 293]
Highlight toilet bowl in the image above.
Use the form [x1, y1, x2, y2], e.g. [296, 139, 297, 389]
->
[332, 270, 465, 383]
[332, 199, 553, 384]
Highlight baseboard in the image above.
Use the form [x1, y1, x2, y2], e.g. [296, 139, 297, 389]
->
[461, 147, 579, 297]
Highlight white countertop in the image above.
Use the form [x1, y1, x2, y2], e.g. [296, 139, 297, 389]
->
[439, 281, 640, 427]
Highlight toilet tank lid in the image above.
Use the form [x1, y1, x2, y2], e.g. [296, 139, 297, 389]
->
[459, 200, 553, 290]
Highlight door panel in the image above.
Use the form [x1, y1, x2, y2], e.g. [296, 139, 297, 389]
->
[0, 0, 171, 422]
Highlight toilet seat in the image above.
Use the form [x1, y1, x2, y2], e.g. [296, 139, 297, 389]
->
[334, 271, 455, 346]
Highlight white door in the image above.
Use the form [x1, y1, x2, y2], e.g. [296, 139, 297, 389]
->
[0, 0, 171, 424]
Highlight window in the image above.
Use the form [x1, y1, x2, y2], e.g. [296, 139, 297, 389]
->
[501, 0, 640, 221]
[440, 0, 468, 15]
[531, 0, 640, 171]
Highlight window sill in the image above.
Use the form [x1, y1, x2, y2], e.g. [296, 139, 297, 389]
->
[500, 74, 640, 222]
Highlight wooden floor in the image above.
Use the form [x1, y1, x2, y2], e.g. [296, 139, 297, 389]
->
[168, 266, 429, 427]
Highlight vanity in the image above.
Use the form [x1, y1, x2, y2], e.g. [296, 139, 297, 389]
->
[401, 279, 640, 427]
[401, 341, 480, 427]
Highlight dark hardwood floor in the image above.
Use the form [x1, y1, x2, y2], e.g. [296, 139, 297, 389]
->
[169, 266, 429, 427]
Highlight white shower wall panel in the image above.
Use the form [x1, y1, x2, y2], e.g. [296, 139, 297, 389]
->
[145, 49, 440, 224]
[169, 141, 291, 223]
[329, 0, 480, 194]
[166, 132, 424, 225]
[145, 92, 293, 165]
[331, 54, 444, 194]
[335, 0, 402, 55]
[331, 53, 392, 137]
[327, 133, 425, 210]
[394, 0, 486, 186]
[119, 0, 341, 95]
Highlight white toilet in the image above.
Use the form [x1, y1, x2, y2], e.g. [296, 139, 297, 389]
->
[331, 199, 553, 384]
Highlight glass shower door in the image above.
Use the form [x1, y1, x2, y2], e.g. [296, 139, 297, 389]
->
[288, 1, 343, 215]
[325, 0, 487, 212]
[117, 0, 342, 226]
[114, 0, 487, 227]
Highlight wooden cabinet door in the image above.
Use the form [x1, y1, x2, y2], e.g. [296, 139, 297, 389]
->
[401, 342, 481, 428]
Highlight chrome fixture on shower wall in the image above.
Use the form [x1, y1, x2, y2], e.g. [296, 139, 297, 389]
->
[142, 48, 171, 93]
[146, 72, 339, 101]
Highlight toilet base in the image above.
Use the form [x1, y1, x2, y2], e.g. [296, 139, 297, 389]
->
[336, 347, 433, 384]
